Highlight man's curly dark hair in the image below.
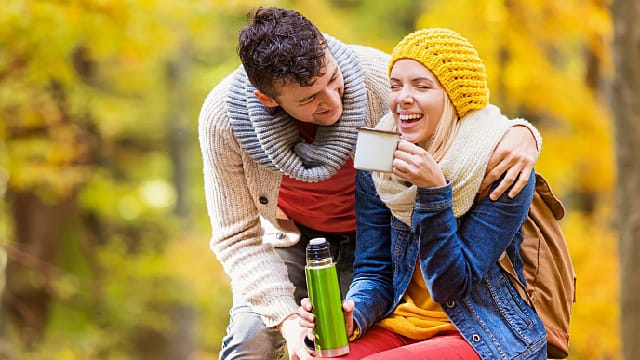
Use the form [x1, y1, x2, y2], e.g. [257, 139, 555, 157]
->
[238, 7, 328, 99]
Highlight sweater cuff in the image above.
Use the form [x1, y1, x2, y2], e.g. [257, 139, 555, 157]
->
[258, 296, 300, 328]
[510, 118, 542, 152]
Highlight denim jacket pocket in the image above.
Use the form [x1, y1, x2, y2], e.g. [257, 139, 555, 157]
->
[490, 272, 538, 343]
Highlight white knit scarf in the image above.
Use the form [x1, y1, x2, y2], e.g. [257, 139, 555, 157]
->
[226, 34, 367, 182]
[372, 105, 513, 225]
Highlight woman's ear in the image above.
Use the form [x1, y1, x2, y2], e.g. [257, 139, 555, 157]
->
[253, 90, 279, 108]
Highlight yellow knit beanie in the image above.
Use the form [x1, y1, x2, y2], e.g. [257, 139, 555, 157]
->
[389, 28, 489, 118]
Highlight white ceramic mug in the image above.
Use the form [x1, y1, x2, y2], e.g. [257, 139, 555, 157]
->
[353, 127, 400, 172]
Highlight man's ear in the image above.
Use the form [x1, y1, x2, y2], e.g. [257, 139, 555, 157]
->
[253, 90, 279, 108]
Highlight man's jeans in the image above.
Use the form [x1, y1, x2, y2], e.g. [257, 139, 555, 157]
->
[219, 223, 355, 360]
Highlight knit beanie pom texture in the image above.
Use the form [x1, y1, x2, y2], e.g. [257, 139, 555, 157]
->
[389, 28, 489, 117]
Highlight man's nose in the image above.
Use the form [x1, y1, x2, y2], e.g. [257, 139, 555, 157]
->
[319, 85, 341, 105]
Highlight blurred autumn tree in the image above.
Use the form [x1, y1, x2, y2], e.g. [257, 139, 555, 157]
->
[0, 0, 619, 359]
[0, 1, 244, 358]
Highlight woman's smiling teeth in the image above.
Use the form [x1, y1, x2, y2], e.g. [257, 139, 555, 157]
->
[399, 113, 423, 122]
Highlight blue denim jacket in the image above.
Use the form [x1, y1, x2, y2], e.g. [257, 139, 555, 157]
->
[347, 170, 547, 360]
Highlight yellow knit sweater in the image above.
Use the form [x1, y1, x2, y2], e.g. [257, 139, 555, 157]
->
[378, 266, 456, 340]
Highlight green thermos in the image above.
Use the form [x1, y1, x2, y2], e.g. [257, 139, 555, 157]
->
[305, 237, 350, 357]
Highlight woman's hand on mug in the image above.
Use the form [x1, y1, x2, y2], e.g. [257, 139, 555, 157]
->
[393, 140, 446, 188]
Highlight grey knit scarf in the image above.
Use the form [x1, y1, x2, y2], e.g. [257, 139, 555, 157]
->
[226, 35, 367, 182]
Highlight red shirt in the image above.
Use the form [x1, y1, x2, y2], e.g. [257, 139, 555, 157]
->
[278, 122, 356, 233]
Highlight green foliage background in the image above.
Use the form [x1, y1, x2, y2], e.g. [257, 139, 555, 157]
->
[0, 0, 617, 359]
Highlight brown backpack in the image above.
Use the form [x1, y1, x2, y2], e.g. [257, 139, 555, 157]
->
[498, 173, 577, 359]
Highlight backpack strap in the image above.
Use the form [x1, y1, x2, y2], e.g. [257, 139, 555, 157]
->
[498, 173, 575, 359]
[497, 173, 568, 304]
[533, 173, 565, 220]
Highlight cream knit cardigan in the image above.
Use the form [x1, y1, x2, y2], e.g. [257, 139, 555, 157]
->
[198, 44, 391, 327]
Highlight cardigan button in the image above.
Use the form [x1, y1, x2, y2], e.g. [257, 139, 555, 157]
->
[472, 334, 481, 342]
[446, 301, 455, 308]
[259, 196, 268, 205]
[276, 232, 286, 240]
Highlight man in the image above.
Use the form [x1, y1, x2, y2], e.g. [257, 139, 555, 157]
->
[198, 7, 541, 360]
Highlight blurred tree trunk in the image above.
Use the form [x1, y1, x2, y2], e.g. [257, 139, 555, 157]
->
[167, 40, 197, 357]
[1, 46, 98, 351]
[3, 191, 76, 348]
[168, 41, 191, 221]
[131, 40, 196, 360]
[612, 0, 640, 359]
[165, 39, 196, 359]
[576, 0, 610, 216]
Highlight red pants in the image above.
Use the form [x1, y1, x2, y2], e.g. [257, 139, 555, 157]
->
[323, 326, 480, 360]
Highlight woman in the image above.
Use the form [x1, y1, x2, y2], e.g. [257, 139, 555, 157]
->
[299, 28, 547, 359]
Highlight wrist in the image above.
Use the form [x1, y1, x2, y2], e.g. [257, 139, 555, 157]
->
[277, 313, 299, 336]
[510, 118, 542, 152]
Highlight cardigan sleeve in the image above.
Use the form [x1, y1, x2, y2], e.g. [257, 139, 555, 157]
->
[351, 45, 392, 129]
[198, 73, 298, 327]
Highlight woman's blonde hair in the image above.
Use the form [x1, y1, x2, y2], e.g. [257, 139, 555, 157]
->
[426, 94, 459, 162]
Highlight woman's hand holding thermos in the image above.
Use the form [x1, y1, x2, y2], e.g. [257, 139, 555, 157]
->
[298, 298, 356, 343]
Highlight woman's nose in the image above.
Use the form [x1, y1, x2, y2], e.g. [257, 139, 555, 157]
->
[399, 89, 414, 104]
